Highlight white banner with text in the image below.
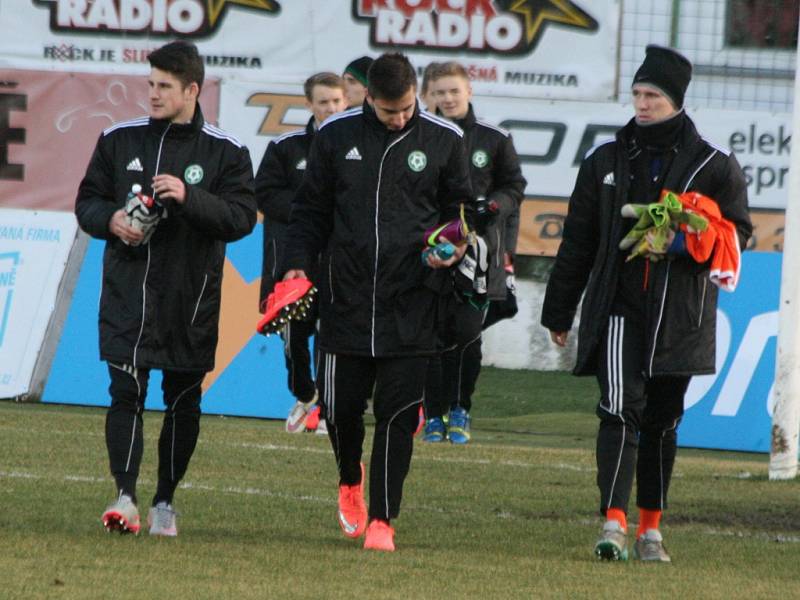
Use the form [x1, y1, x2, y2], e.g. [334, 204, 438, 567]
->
[0, 209, 78, 398]
[0, 0, 620, 101]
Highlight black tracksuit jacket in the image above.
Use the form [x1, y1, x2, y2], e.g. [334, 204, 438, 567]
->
[255, 117, 316, 307]
[541, 114, 752, 377]
[283, 102, 474, 357]
[75, 105, 257, 372]
[453, 104, 526, 300]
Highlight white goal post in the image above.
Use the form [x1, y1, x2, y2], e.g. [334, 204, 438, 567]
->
[769, 13, 800, 480]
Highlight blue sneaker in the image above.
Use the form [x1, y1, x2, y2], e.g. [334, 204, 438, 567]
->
[448, 407, 471, 444]
[422, 417, 446, 442]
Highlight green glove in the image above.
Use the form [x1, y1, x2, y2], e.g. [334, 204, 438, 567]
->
[661, 190, 709, 232]
[626, 224, 674, 262]
[670, 210, 709, 232]
[619, 203, 653, 250]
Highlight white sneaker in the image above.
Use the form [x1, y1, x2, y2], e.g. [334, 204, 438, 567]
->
[285, 398, 315, 433]
[634, 528, 671, 562]
[316, 418, 328, 436]
[102, 493, 140, 535]
[147, 501, 178, 537]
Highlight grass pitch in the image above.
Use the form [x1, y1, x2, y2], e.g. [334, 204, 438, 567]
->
[1, 368, 798, 599]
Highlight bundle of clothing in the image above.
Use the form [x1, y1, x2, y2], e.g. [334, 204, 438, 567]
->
[619, 190, 742, 291]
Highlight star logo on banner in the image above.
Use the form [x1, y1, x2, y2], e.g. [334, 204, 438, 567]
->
[507, 0, 598, 49]
[206, 0, 281, 28]
[203, 257, 262, 392]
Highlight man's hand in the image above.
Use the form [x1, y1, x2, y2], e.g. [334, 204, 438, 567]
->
[152, 174, 186, 204]
[550, 330, 569, 347]
[283, 269, 308, 280]
[426, 241, 467, 269]
[109, 209, 144, 245]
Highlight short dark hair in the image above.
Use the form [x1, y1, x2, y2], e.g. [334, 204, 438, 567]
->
[303, 72, 343, 101]
[420, 62, 441, 96]
[148, 41, 205, 93]
[367, 53, 417, 101]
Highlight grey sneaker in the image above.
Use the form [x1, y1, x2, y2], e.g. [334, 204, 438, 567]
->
[286, 399, 315, 433]
[147, 501, 178, 537]
[633, 529, 671, 562]
[594, 520, 628, 561]
[316, 418, 328, 436]
[102, 493, 140, 535]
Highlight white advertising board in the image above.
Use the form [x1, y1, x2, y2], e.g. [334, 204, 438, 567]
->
[0, 209, 78, 398]
[219, 81, 791, 210]
[1, 1, 620, 101]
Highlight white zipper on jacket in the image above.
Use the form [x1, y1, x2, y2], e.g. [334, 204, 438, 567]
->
[132, 122, 170, 367]
[328, 253, 335, 304]
[646, 149, 717, 376]
[371, 129, 413, 357]
[132, 244, 152, 367]
[697, 278, 707, 328]
[191, 274, 208, 326]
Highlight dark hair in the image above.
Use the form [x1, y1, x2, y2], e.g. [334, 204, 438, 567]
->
[148, 40, 205, 93]
[367, 53, 417, 101]
[420, 62, 441, 96]
[429, 61, 469, 83]
[303, 72, 343, 101]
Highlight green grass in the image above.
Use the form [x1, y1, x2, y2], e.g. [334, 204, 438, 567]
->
[1, 367, 798, 599]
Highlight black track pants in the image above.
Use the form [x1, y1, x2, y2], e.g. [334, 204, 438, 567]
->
[281, 319, 317, 402]
[595, 315, 689, 515]
[424, 300, 484, 417]
[106, 363, 204, 506]
[317, 353, 426, 521]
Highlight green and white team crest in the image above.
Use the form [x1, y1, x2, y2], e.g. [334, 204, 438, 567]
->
[472, 149, 489, 168]
[184, 164, 204, 184]
[407, 150, 427, 172]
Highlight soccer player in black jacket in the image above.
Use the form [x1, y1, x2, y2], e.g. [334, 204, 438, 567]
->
[422, 61, 526, 444]
[542, 46, 751, 562]
[75, 41, 256, 537]
[283, 53, 473, 551]
[255, 72, 346, 435]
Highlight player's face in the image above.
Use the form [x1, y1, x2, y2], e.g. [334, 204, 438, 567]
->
[632, 84, 677, 124]
[342, 73, 368, 108]
[421, 86, 437, 112]
[432, 75, 471, 120]
[368, 88, 417, 132]
[307, 85, 346, 127]
[148, 67, 197, 123]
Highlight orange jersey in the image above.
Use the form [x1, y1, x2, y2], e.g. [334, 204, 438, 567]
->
[672, 191, 741, 292]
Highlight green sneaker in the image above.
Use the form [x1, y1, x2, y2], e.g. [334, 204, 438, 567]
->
[633, 529, 671, 562]
[594, 520, 628, 561]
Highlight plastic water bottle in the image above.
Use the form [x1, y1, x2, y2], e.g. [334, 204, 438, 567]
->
[422, 242, 455, 264]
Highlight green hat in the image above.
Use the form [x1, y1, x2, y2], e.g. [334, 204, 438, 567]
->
[344, 56, 373, 86]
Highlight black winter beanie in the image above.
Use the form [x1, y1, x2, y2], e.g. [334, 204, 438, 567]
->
[632, 45, 692, 109]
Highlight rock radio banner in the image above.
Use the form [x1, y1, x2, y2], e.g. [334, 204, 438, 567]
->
[1, 0, 620, 101]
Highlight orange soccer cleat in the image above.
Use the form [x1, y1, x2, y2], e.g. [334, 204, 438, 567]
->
[364, 519, 395, 552]
[256, 278, 317, 336]
[337, 463, 367, 539]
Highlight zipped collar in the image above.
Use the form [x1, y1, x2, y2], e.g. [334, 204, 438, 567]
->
[306, 116, 317, 137]
[362, 98, 420, 134]
[442, 103, 476, 131]
[148, 102, 204, 139]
